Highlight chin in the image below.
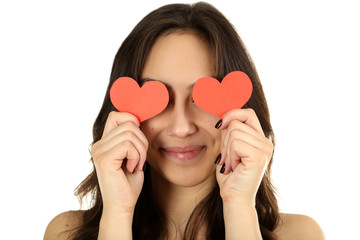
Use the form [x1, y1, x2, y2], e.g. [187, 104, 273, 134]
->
[166, 172, 210, 187]
[149, 159, 216, 188]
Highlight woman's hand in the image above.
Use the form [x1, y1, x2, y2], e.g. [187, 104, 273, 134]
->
[91, 111, 148, 215]
[215, 108, 274, 206]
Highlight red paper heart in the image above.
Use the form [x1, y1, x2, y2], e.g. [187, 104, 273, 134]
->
[110, 77, 169, 122]
[192, 71, 253, 117]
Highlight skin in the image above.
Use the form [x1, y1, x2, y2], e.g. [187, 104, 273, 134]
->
[44, 32, 326, 240]
[140, 31, 221, 231]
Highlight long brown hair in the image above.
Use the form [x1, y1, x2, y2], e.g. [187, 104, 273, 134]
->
[71, 2, 279, 239]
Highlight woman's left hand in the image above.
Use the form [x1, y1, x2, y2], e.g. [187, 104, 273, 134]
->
[215, 108, 274, 206]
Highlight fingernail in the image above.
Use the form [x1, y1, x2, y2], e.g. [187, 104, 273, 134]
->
[220, 164, 226, 174]
[215, 119, 223, 129]
[215, 153, 221, 164]
[143, 163, 147, 172]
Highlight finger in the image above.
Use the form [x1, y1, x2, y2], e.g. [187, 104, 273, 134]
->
[116, 140, 146, 173]
[214, 141, 231, 174]
[101, 120, 147, 146]
[117, 141, 141, 173]
[218, 125, 260, 167]
[223, 120, 266, 149]
[217, 108, 264, 136]
[96, 140, 141, 174]
[224, 128, 268, 154]
[223, 137, 234, 174]
[125, 163, 145, 185]
[222, 135, 259, 175]
[100, 122, 148, 158]
[229, 140, 269, 174]
[216, 163, 227, 179]
[102, 111, 140, 137]
[229, 140, 250, 171]
[216, 143, 227, 166]
[98, 131, 148, 164]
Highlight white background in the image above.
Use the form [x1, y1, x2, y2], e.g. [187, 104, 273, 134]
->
[1, 0, 359, 239]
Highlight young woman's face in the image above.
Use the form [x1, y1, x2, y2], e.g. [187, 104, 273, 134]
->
[140, 31, 222, 187]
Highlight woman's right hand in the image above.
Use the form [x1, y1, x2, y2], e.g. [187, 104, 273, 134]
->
[91, 111, 148, 216]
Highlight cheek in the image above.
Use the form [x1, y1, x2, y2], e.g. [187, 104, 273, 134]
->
[140, 124, 154, 140]
[196, 112, 220, 133]
[210, 128, 223, 149]
[140, 118, 163, 141]
[193, 103, 219, 125]
[195, 111, 222, 147]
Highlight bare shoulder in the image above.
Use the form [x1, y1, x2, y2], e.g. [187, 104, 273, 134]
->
[44, 210, 84, 240]
[274, 213, 326, 240]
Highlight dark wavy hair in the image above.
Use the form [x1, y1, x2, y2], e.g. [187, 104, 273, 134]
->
[70, 2, 279, 239]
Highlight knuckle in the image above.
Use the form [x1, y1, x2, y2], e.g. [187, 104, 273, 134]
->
[144, 139, 149, 150]
[91, 141, 100, 157]
[230, 138, 240, 150]
[246, 108, 257, 119]
[122, 139, 133, 149]
[126, 146, 139, 160]
[232, 128, 242, 136]
[227, 120, 237, 131]
[108, 110, 117, 119]
[90, 141, 97, 152]
[228, 129, 241, 143]
[122, 112, 139, 124]
[227, 127, 236, 137]
[122, 130, 136, 140]
[139, 139, 148, 153]
[247, 108, 256, 115]
[123, 121, 137, 130]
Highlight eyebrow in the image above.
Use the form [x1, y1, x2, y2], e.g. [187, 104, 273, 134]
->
[139, 78, 195, 90]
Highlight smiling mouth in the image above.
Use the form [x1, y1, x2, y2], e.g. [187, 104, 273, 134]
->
[160, 145, 205, 161]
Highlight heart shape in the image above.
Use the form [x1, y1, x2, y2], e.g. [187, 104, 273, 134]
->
[110, 77, 169, 122]
[192, 71, 253, 117]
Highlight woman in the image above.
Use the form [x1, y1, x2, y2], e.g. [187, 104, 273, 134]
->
[44, 2, 325, 240]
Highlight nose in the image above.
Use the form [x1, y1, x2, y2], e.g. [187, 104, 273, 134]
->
[167, 101, 197, 138]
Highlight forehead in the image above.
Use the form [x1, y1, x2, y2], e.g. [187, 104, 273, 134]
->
[141, 32, 215, 87]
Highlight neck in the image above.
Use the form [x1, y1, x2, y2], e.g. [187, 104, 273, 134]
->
[150, 169, 216, 229]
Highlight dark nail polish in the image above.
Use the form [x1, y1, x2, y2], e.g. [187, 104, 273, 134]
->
[220, 164, 226, 174]
[215, 153, 221, 164]
[215, 119, 223, 129]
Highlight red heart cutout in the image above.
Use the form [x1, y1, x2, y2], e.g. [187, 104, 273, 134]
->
[192, 71, 253, 117]
[110, 77, 169, 122]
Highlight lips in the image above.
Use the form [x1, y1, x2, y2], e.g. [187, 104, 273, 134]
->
[161, 145, 205, 161]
